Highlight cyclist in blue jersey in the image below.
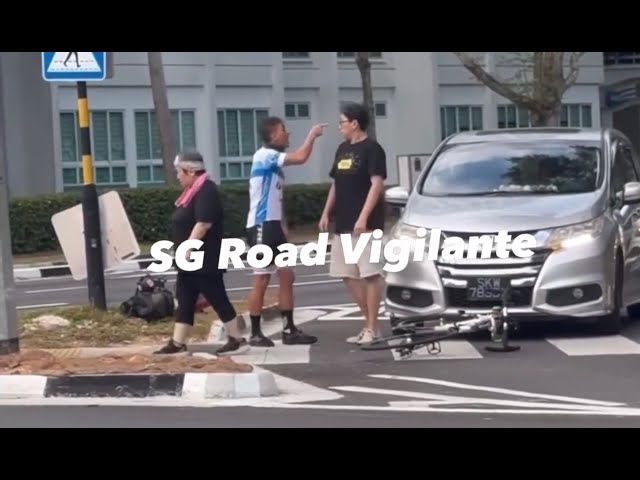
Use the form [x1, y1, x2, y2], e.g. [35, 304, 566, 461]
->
[246, 117, 327, 347]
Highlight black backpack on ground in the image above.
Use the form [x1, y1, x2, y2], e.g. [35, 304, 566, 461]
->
[119, 275, 175, 322]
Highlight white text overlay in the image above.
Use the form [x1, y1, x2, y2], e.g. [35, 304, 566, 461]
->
[146, 229, 537, 273]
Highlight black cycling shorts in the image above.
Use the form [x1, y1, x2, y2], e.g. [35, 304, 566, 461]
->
[246, 221, 288, 268]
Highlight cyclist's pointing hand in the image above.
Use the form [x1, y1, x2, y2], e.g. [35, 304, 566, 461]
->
[310, 123, 328, 138]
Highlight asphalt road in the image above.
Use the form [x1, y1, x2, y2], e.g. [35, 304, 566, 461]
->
[1, 406, 638, 428]
[14, 262, 348, 310]
[7, 263, 640, 427]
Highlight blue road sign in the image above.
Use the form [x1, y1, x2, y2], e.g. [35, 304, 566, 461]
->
[41, 52, 107, 81]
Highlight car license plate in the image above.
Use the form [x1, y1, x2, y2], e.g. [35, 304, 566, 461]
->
[467, 277, 504, 301]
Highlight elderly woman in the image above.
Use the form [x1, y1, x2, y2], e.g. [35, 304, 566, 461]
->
[154, 151, 249, 356]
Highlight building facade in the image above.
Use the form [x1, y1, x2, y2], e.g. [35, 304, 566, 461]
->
[1, 52, 640, 198]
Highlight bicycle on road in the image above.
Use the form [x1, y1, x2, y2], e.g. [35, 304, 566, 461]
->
[360, 287, 523, 359]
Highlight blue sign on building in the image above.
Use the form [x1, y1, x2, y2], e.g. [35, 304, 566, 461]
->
[41, 52, 107, 81]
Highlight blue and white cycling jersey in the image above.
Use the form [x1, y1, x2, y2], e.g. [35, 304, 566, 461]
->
[246, 147, 286, 229]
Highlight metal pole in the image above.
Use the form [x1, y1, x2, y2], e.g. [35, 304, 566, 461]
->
[77, 81, 107, 310]
[0, 54, 19, 355]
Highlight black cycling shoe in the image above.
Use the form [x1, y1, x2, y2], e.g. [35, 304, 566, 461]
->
[282, 327, 317, 345]
[154, 339, 188, 354]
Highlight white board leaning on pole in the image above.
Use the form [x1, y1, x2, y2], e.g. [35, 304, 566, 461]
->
[51, 191, 141, 281]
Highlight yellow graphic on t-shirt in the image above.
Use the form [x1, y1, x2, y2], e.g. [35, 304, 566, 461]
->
[337, 157, 352, 169]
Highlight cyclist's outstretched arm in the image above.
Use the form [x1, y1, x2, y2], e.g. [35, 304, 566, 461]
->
[282, 123, 328, 166]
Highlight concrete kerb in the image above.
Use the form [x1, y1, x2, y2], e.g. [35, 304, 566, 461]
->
[0, 365, 279, 400]
[0, 304, 288, 401]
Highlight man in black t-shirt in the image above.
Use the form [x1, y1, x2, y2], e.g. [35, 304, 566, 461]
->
[319, 103, 387, 346]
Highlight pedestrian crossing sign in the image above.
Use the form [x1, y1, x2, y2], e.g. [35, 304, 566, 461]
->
[41, 52, 107, 81]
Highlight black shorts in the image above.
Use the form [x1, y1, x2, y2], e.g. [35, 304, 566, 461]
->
[246, 221, 288, 272]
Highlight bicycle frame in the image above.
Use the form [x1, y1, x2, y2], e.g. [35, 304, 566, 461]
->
[360, 287, 522, 358]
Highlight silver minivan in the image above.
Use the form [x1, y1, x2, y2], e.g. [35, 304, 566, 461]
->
[384, 127, 640, 334]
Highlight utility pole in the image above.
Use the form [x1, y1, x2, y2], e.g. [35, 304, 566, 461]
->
[0, 54, 19, 355]
[77, 81, 107, 310]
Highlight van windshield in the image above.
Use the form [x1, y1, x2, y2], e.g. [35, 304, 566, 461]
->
[419, 141, 602, 196]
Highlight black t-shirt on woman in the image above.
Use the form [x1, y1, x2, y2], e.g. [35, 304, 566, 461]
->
[329, 137, 387, 234]
[171, 179, 225, 275]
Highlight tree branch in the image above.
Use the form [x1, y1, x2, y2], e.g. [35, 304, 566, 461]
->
[562, 52, 585, 93]
[451, 52, 538, 110]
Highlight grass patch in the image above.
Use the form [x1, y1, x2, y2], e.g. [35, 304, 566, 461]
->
[17, 296, 272, 349]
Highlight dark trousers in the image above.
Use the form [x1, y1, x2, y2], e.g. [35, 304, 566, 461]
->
[175, 271, 236, 325]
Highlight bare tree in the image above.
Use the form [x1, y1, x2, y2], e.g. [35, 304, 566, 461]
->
[451, 52, 586, 127]
[147, 52, 177, 185]
[355, 52, 377, 139]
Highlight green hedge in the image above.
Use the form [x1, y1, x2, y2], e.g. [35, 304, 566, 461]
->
[9, 183, 332, 255]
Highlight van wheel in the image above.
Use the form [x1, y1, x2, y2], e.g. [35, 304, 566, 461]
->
[595, 253, 623, 335]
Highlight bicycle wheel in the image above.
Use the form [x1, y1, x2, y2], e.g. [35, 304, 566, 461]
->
[360, 329, 457, 351]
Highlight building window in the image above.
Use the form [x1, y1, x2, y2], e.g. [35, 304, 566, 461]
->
[374, 102, 387, 118]
[604, 52, 640, 65]
[561, 104, 592, 127]
[285, 102, 310, 119]
[134, 109, 197, 185]
[60, 110, 127, 189]
[339, 101, 387, 117]
[497, 103, 592, 128]
[497, 105, 532, 128]
[217, 108, 269, 180]
[337, 52, 382, 59]
[282, 52, 310, 58]
[440, 105, 483, 139]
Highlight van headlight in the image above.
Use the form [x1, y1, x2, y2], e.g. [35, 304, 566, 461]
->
[389, 222, 444, 248]
[390, 222, 427, 240]
[534, 216, 605, 250]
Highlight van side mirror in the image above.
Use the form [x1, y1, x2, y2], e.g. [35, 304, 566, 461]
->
[385, 186, 409, 208]
[623, 182, 640, 204]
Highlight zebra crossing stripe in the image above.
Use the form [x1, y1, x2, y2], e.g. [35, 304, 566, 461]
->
[546, 335, 640, 356]
[296, 304, 640, 359]
[216, 305, 640, 365]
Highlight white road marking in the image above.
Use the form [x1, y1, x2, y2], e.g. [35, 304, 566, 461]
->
[329, 385, 621, 412]
[546, 335, 640, 356]
[367, 375, 625, 407]
[17, 303, 69, 310]
[22, 279, 341, 295]
[248, 402, 640, 416]
[110, 271, 178, 280]
[24, 286, 84, 294]
[315, 304, 390, 321]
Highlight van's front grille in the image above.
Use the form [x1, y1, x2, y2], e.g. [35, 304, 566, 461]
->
[435, 230, 551, 309]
